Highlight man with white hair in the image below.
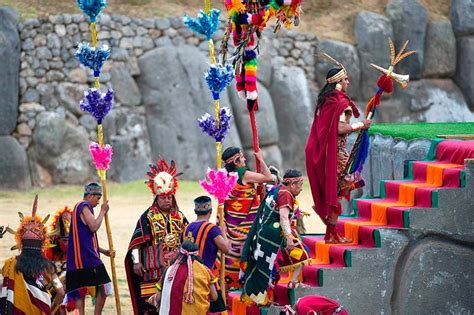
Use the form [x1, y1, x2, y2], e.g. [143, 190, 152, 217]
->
[125, 160, 188, 315]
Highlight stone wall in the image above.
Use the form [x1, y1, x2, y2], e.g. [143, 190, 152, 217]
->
[0, 0, 473, 188]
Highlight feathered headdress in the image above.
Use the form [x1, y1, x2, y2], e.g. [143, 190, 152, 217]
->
[321, 52, 347, 84]
[146, 160, 181, 196]
[48, 206, 73, 238]
[14, 195, 50, 250]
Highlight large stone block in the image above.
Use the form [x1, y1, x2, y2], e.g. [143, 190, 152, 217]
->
[0, 8, 20, 135]
[137, 45, 241, 179]
[30, 110, 95, 185]
[228, 82, 278, 149]
[392, 240, 474, 314]
[450, 0, 474, 36]
[370, 135, 396, 196]
[294, 230, 410, 314]
[57, 82, 89, 116]
[454, 36, 474, 110]
[397, 79, 474, 122]
[315, 40, 361, 100]
[423, 21, 456, 78]
[109, 114, 152, 182]
[0, 136, 32, 189]
[270, 66, 312, 171]
[110, 63, 141, 106]
[244, 144, 283, 172]
[354, 11, 394, 99]
[386, 0, 428, 80]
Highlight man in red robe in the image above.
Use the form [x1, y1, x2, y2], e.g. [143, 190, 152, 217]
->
[306, 66, 370, 243]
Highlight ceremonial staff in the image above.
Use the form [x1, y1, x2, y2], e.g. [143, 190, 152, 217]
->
[183, 0, 235, 298]
[75, 0, 121, 313]
[344, 38, 415, 179]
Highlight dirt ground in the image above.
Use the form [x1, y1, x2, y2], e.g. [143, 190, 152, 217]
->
[0, 0, 451, 43]
[0, 181, 324, 313]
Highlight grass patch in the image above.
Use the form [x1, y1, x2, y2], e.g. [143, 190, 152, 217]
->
[368, 122, 474, 140]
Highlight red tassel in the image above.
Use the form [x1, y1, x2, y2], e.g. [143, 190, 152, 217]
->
[377, 75, 393, 93]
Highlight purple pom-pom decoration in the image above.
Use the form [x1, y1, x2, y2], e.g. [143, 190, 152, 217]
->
[197, 107, 232, 142]
[80, 88, 114, 124]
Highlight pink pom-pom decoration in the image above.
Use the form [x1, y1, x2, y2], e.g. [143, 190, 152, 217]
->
[200, 168, 238, 203]
[89, 142, 113, 171]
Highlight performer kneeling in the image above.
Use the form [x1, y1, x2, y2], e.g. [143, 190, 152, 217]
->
[241, 170, 310, 306]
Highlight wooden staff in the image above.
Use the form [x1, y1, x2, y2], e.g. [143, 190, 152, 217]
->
[91, 22, 121, 314]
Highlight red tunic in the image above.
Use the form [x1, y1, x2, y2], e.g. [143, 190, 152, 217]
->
[305, 90, 359, 218]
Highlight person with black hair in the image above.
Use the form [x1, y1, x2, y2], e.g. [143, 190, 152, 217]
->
[241, 169, 310, 306]
[306, 62, 371, 244]
[221, 147, 274, 289]
[1, 196, 65, 315]
[147, 240, 218, 314]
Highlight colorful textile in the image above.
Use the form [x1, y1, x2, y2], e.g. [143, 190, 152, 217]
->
[159, 260, 215, 315]
[0, 257, 53, 315]
[241, 185, 310, 305]
[305, 90, 360, 219]
[66, 201, 111, 299]
[295, 295, 348, 315]
[223, 168, 260, 289]
[125, 204, 188, 315]
[66, 201, 102, 272]
[182, 221, 222, 269]
[65, 281, 113, 311]
[337, 110, 365, 198]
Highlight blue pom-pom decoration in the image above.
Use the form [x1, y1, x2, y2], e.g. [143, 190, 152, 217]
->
[75, 43, 110, 77]
[80, 88, 114, 124]
[183, 9, 220, 41]
[77, 0, 107, 23]
[197, 107, 233, 142]
[204, 64, 235, 99]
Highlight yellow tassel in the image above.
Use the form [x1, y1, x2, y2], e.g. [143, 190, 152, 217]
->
[95, 77, 100, 89]
[205, 0, 211, 15]
[91, 22, 98, 48]
[208, 39, 216, 65]
[98, 170, 106, 181]
[216, 142, 222, 169]
[98, 124, 104, 146]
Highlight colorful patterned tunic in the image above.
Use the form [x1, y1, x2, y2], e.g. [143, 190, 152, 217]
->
[223, 168, 260, 289]
[125, 205, 188, 315]
[159, 260, 217, 315]
[337, 107, 364, 199]
[241, 185, 310, 305]
[1, 257, 55, 315]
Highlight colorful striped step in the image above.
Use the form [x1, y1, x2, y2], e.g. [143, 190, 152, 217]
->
[225, 140, 474, 312]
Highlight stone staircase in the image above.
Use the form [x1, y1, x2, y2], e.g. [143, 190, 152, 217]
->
[227, 139, 474, 314]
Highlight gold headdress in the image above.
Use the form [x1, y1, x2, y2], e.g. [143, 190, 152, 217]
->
[321, 53, 347, 84]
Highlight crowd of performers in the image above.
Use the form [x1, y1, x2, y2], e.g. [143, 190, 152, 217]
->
[0, 64, 361, 314]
